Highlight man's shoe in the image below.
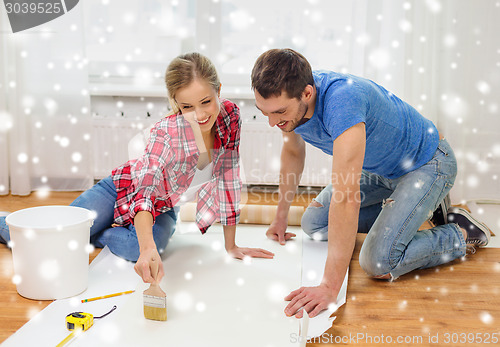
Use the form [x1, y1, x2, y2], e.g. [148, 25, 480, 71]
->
[430, 194, 451, 226]
[447, 207, 491, 246]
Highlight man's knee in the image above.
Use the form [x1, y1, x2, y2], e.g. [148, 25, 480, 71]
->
[301, 204, 328, 241]
[300, 211, 315, 238]
[358, 245, 392, 278]
[301, 201, 315, 231]
[309, 200, 323, 208]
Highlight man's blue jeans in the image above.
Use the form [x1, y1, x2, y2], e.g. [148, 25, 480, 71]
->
[301, 139, 464, 279]
[0, 176, 177, 262]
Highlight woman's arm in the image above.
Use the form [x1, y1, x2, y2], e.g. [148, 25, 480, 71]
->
[133, 211, 164, 283]
[217, 101, 274, 260]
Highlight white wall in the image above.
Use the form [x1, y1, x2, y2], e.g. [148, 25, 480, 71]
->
[435, 0, 500, 203]
[0, 3, 93, 195]
[1, 0, 499, 202]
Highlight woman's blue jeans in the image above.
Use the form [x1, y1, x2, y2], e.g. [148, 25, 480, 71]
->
[301, 139, 464, 279]
[0, 176, 177, 262]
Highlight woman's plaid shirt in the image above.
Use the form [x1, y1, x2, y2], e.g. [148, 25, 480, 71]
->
[111, 99, 241, 234]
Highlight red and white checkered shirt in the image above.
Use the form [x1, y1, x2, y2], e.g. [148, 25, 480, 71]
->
[111, 99, 241, 234]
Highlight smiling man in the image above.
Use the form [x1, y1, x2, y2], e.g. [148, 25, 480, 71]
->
[251, 48, 491, 319]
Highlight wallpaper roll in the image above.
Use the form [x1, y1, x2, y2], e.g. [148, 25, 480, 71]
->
[179, 203, 305, 226]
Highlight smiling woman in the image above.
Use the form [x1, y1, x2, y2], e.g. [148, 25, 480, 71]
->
[164, 53, 222, 167]
[175, 80, 220, 131]
[0, 52, 275, 289]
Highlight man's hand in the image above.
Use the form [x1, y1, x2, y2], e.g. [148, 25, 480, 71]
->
[226, 245, 274, 260]
[284, 283, 338, 318]
[134, 247, 164, 283]
[266, 219, 296, 245]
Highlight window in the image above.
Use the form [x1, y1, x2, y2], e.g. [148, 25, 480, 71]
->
[83, 0, 356, 91]
[215, 0, 355, 87]
[83, 0, 196, 86]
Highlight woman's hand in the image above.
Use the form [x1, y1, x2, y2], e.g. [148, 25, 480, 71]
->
[223, 224, 274, 260]
[133, 211, 163, 283]
[134, 247, 164, 283]
[226, 244, 274, 260]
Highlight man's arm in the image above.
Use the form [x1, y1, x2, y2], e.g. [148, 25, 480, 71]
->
[266, 131, 306, 244]
[284, 122, 366, 317]
[322, 122, 365, 297]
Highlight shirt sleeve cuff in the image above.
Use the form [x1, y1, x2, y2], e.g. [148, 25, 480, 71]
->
[220, 210, 240, 226]
[128, 198, 155, 223]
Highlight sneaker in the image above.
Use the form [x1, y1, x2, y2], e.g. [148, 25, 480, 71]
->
[447, 207, 491, 246]
[430, 193, 451, 226]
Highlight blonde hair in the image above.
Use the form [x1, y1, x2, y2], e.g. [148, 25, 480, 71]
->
[165, 52, 220, 113]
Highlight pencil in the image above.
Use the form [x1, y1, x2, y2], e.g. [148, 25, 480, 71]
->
[81, 290, 135, 303]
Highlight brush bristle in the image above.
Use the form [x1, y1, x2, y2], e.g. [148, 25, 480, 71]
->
[143, 283, 167, 321]
[143, 288, 167, 321]
[144, 304, 167, 321]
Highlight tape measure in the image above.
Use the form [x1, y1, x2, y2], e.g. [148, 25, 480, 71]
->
[65, 305, 117, 331]
[66, 311, 94, 332]
[57, 306, 117, 347]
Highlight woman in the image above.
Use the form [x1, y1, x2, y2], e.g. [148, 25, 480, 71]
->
[0, 52, 274, 283]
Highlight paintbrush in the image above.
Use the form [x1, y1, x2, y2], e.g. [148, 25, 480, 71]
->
[143, 282, 167, 321]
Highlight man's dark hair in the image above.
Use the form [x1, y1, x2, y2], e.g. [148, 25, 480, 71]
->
[251, 48, 314, 100]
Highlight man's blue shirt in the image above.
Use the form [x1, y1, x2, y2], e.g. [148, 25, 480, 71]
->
[294, 70, 439, 179]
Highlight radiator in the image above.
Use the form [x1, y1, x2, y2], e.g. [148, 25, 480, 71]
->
[239, 121, 332, 187]
[91, 117, 155, 179]
[92, 117, 332, 187]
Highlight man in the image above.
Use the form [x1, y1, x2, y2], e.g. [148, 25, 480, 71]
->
[251, 48, 491, 318]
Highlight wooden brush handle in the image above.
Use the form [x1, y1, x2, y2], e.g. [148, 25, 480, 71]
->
[144, 283, 166, 297]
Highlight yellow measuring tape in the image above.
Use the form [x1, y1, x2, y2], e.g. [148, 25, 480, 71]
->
[55, 330, 79, 347]
[56, 306, 116, 347]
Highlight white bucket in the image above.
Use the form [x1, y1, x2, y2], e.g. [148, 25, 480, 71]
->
[6, 206, 94, 300]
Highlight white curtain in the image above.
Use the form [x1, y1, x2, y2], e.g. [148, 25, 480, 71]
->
[346, 0, 500, 203]
[214, 0, 499, 202]
[0, 3, 93, 196]
[1, 0, 498, 202]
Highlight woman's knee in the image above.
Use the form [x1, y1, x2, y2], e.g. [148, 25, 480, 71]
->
[108, 241, 140, 262]
[152, 227, 174, 255]
[0, 217, 10, 244]
[96, 227, 141, 262]
[153, 210, 177, 252]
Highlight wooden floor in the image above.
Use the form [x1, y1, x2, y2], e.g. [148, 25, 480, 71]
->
[1, 191, 499, 346]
